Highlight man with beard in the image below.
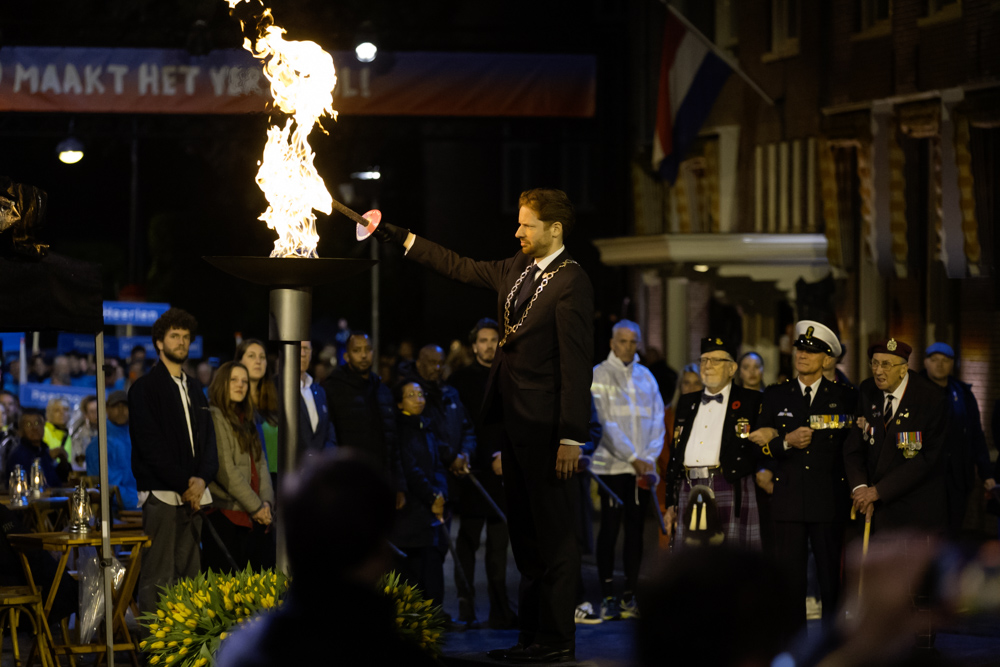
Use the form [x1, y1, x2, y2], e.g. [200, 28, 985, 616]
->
[129, 308, 218, 614]
[371, 189, 593, 663]
[322, 332, 404, 504]
[447, 318, 518, 630]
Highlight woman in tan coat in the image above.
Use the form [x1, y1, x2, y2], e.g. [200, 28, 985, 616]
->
[203, 361, 275, 572]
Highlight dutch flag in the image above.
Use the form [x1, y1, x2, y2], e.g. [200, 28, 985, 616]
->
[652, 11, 733, 183]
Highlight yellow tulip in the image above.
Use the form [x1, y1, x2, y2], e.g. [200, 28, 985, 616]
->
[220, 632, 228, 640]
[149, 623, 159, 631]
[179, 648, 187, 655]
[166, 656, 175, 664]
[155, 631, 166, 639]
[149, 657, 160, 665]
[139, 641, 147, 649]
[183, 638, 192, 645]
[150, 641, 165, 649]
[167, 640, 177, 647]
[185, 619, 198, 628]
[207, 609, 216, 618]
[157, 610, 166, 619]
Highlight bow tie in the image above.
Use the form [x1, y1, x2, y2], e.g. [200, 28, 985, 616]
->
[701, 393, 723, 405]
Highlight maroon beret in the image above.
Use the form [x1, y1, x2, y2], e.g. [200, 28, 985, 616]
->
[867, 337, 912, 361]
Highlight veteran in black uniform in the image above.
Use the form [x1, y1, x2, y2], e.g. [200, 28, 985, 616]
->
[663, 336, 768, 548]
[843, 338, 948, 533]
[749, 321, 857, 624]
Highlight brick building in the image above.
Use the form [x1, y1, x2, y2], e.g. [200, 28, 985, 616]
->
[598, 0, 999, 531]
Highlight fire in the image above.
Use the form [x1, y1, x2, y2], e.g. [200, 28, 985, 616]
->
[226, 1, 337, 258]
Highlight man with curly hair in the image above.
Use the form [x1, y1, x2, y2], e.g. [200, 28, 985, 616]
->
[130, 307, 218, 613]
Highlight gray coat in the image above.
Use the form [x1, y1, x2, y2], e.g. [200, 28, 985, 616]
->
[208, 407, 275, 515]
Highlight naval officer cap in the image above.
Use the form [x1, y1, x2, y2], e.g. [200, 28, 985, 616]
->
[700, 336, 738, 362]
[793, 320, 842, 358]
[867, 337, 912, 361]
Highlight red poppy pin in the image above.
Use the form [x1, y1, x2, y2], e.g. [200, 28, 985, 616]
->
[732, 400, 741, 410]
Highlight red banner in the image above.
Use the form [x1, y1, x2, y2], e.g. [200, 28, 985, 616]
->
[0, 47, 595, 117]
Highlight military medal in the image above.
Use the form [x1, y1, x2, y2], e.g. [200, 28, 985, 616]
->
[896, 431, 922, 459]
[735, 418, 750, 438]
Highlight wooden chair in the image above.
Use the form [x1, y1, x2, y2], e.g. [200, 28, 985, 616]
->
[0, 585, 55, 667]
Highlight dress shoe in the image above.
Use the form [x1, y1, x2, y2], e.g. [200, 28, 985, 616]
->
[509, 643, 575, 664]
[486, 643, 527, 661]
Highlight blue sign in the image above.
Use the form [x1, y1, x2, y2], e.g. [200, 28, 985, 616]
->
[0, 333, 25, 358]
[103, 301, 170, 326]
[56, 333, 98, 355]
[19, 383, 100, 410]
[114, 336, 203, 360]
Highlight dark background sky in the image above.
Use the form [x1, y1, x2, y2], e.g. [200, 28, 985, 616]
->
[1, 0, 637, 359]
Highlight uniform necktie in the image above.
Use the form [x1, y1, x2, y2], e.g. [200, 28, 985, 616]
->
[803, 385, 812, 405]
[515, 265, 540, 308]
[701, 392, 723, 405]
[883, 394, 894, 430]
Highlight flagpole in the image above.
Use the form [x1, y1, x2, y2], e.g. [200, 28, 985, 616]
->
[662, 2, 775, 107]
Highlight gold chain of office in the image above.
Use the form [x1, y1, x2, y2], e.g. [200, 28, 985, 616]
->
[499, 259, 578, 347]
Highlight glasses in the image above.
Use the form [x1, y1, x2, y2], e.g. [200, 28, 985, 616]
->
[870, 360, 907, 371]
[699, 356, 735, 367]
[403, 391, 425, 399]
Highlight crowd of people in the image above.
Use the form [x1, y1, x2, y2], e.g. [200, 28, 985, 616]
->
[2, 188, 999, 666]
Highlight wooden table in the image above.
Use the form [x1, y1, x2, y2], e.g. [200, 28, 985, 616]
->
[8, 530, 151, 667]
[0, 495, 70, 532]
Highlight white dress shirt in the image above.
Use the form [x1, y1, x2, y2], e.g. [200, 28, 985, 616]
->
[683, 382, 732, 467]
[301, 372, 319, 433]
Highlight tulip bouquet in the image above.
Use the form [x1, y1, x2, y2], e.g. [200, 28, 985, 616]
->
[138, 567, 289, 667]
[379, 570, 446, 656]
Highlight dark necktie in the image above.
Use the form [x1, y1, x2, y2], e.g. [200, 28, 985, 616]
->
[883, 394, 894, 430]
[803, 385, 812, 405]
[701, 392, 723, 405]
[515, 265, 540, 308]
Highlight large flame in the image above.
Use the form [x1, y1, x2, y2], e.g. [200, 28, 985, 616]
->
[227, 1, 336, 258]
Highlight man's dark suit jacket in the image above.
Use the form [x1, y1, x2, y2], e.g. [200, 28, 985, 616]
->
[129, 362, 218, 494]
[299, 381, 337, 454]
[843, 371, 947, 531]
[407, 238, 594, 447]
[758, 377, 857, 523]
[664, 383, 765, 511]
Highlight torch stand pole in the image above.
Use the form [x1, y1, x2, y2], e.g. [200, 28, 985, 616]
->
[270, 287, 311, 575]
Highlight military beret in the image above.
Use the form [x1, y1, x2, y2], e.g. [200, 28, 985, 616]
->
[868, 337, 912, 361]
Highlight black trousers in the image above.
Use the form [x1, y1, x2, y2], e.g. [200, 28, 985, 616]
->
[773, 520, 842, 624]
[596, 474, 650, 597]
[139, 495, 202, 614]
[502, 431, 579, 651]
[396, 545, 446, 608]
[200, 511, 276, 574]
[455, 512, 515, 624]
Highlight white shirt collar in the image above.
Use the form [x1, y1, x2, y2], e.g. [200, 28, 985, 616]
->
[884, 371, 910, 402]
[533, 245, 566, 273]
[704, 380, 733, 403]
[797, 375, 822, 395]
[300, 372, 313, 390]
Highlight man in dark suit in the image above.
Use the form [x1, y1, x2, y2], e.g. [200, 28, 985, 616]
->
[750, 321, 857, 625]
[663, 336, 767, 548]
[371, 188, 593, 664]
[297, 340, 336, 455]
[129, 308, 218, 614]
[843, 338, 948, 534]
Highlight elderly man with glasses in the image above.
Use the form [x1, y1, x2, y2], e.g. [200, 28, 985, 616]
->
[662, 336, 770, 548]
[843, 338, 948, 535]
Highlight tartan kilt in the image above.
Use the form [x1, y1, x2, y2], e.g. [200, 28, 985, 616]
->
[676, 472, 761, 549]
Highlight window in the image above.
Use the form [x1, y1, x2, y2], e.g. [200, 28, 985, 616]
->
[715, 0, 739, 51]
[858, 0, 891, 32]
[766, 0, 800, 60]
[920, 0, 961, 24]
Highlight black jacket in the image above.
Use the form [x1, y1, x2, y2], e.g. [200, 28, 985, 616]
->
[392, 412, 449, 549]
[399, 361, 476, 467]
[129, 362, 218, 494]
[408, 238, 594, 449]
[322, 365, 402, 491]
[757, 377, 857, 523]
[843, 372, 947, 531]
[664, 383, 766, 509]
[919, 371, 991, 494]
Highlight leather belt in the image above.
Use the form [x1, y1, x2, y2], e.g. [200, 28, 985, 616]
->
[685, 465, 719, 480]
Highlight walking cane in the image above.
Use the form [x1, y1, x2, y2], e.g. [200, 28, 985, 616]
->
[850, 505, 874, 599]
[387, 540, 407, 558]
[434, 518, 473, 595]
[466, 472, 507, 524]
[586, 469, 624, 505]
[199, 511, 240, 572]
